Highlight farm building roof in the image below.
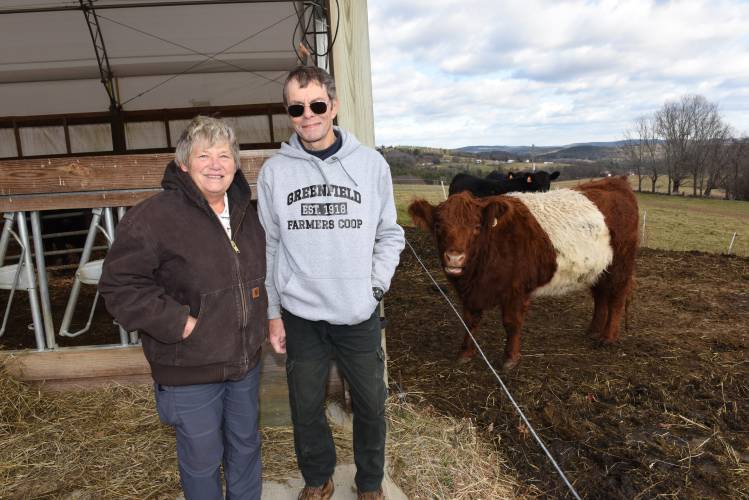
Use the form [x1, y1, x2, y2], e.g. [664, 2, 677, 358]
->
[0, 0, 303, 116]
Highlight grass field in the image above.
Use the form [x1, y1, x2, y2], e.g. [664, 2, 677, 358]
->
[394, 180, 749, 257]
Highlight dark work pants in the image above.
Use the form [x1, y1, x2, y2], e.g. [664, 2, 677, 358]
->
[154, 363, 262, 500]
[282, 308, 386, 493]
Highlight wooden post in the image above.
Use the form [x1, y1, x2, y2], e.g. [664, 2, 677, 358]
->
[328, 0, 390, 390]
[727, 232, 737, 255]
[329, 0, 375, 147]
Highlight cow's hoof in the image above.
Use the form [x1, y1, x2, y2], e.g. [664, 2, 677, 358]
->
[596, 337, 617, 347]
[502, 358, 520, 371]
[456, 354, 474, 365]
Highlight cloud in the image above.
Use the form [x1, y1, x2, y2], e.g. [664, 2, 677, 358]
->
[367, 0, 749, 147]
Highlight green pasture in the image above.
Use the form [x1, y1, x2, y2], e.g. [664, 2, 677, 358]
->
[394, 182, 749, 257]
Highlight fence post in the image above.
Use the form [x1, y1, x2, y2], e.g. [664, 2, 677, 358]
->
[727, 232, 737, 255]
[641, 210, 647, 246]
[440, 180, 447, 200]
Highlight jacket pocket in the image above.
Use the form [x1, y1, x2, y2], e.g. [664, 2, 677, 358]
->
[175, 286, 241, 367]
[243, 277, 268, 354]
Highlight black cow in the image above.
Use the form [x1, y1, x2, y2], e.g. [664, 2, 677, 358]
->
[448, 173, 527, 197]
[525, 170, 560, 192]
[486, 170, 560, 192]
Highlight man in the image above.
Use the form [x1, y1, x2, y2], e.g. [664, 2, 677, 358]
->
[257, 66, 404, 500]
[99, 116, 266, 499]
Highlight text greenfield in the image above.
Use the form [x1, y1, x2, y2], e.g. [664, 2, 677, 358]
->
[286, 184, 361, 205]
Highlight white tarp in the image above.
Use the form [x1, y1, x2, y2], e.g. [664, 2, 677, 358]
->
[0, 1, 300, 115]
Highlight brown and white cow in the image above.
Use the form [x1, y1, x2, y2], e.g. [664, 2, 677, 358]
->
[408, 176, 638, 370]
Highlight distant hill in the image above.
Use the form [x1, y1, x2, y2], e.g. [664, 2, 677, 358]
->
[455, 141, 629, 161]
[456, 145, 560, 156]
[537, 145, 624, 161]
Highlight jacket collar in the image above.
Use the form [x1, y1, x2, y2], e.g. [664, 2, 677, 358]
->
[161, 160, 252, 223]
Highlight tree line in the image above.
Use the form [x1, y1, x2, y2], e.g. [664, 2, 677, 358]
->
[623, 94, 749, 200]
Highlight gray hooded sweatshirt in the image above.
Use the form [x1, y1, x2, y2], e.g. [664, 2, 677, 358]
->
[257, 127, 405, 325]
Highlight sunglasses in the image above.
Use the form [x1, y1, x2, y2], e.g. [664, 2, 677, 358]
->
[287, 101, 328, 118]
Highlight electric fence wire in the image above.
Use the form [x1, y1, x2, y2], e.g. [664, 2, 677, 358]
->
[404, 236, 583, 500]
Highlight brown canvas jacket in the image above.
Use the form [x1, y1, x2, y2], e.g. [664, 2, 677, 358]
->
[99, 161, 267, 385]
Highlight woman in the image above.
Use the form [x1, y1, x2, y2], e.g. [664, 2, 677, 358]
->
[99, 116, 266, 499]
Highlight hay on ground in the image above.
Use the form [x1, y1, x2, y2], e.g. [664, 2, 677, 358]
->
[1, 368, 524, 498]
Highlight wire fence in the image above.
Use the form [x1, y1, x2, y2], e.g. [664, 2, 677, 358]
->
[404, 237, 583, 500]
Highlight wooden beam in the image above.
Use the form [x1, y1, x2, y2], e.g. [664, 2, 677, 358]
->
[0, 190, 161, 212]
[1, 345, 344, 427]
[0, 150, 273, 211]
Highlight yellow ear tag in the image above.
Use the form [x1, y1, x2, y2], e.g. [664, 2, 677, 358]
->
[492, 218, 498, 228]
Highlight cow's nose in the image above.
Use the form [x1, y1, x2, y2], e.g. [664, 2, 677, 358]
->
[444, 251, 465, 267]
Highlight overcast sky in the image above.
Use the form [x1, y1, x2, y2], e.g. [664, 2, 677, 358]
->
[367, 0, 749, 148]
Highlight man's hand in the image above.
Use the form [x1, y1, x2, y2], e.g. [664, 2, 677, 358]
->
[182, 315, 197, 339]
[268, 318, 286, 353]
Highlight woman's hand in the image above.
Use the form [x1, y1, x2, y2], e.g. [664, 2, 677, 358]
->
[182, 316, 197, 339]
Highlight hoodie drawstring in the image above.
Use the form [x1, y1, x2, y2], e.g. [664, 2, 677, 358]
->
[311, 159, 333, 192]
[331, 156, 359, 187]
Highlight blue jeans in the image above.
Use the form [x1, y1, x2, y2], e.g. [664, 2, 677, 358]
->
[283, 307, 386, 493]
[154, 363, 262, 500]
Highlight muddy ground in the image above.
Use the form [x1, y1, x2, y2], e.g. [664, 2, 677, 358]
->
[386, 228, 749, 499]
[1, 228, 748, 498]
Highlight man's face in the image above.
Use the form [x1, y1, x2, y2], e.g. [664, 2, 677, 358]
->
[286, 78, 339, 150]
[180, 140, 236, 202]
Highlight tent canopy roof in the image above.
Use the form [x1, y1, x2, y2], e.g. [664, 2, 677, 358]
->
[0, 0, 306, 115]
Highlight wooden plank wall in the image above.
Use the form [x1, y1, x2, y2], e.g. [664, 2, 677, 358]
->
[0, 150, 274, 212]
[0, 346, 343, 427]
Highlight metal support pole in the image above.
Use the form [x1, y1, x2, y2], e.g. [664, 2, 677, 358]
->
[102, 208, 129, 345]
[30, 211, 56, 349]
[59, 209, 103, 339]
[115, 206, 138, 344]
[15, 213, 46, 351]
[103, 207, 116, 245]
[0, 213, 13, 264]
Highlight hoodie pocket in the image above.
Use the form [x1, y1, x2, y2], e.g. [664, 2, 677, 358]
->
[281, 273, 377, 324]
[175, 286, 241, 367]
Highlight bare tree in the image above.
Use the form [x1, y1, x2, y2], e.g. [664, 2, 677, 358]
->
[702, 125, 734, 197]
[654, 95, 728, 195]
[622, 125, 645, 191]
[655, 100, 683, 193]
[723, 136, 749, 200]
[623, 116, 662, 192]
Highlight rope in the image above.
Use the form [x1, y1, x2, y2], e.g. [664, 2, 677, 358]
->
[404, 237, 582, 500]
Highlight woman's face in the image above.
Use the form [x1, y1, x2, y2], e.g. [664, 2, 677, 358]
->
[180, 140, 236, 202]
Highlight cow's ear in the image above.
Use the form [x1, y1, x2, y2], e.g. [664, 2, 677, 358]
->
[408, 199, 435, 231]
[525, 174, 533, 184]
[550, 171, 560, 180]
[507, 172, 514, 180]
[482, 199, 512, 231]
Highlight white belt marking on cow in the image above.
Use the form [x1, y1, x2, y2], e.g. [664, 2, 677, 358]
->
[508, 189, 613, 297]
